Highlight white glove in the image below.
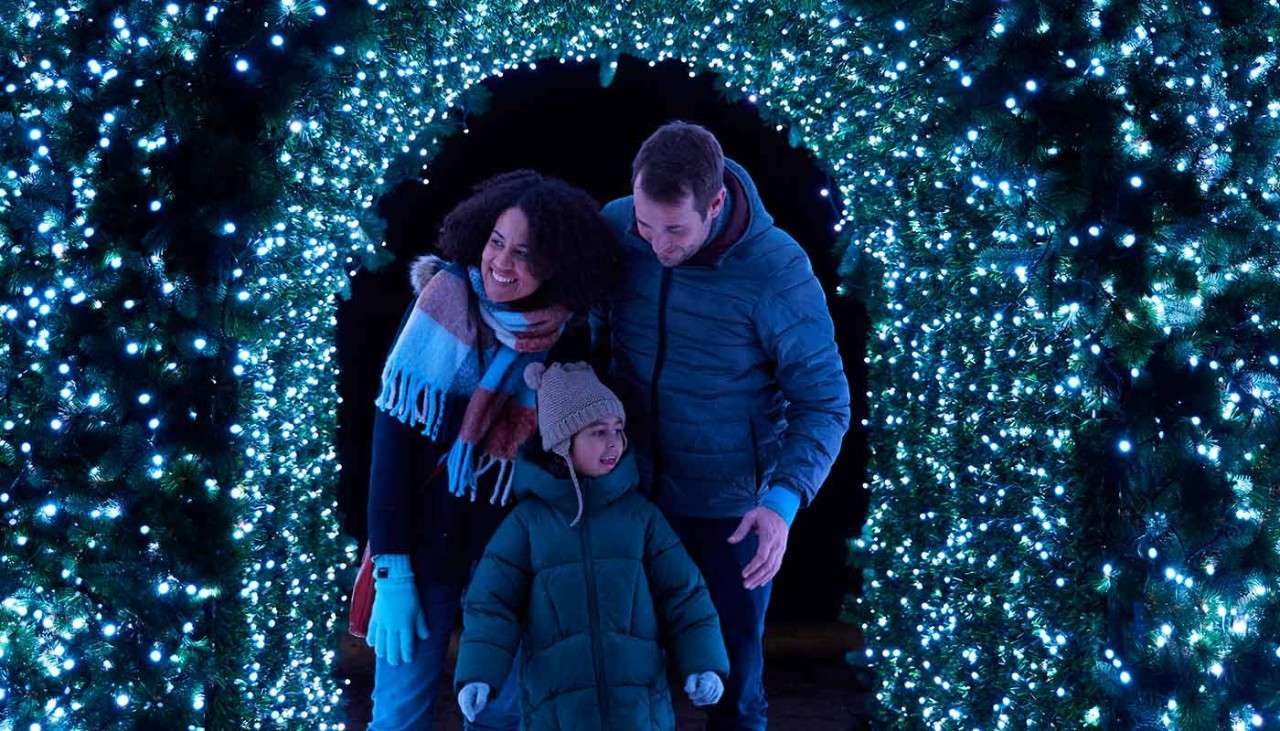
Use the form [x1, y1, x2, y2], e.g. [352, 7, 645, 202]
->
[684, 671, 724, 706]
[457, 682, 490, 722]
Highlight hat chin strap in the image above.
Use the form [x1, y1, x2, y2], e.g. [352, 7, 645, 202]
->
[558, 446, 585, 527]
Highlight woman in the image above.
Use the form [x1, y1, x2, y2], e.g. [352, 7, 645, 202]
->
[365, 170, 617, 730]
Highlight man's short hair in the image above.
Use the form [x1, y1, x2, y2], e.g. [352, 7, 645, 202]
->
[631, 122, 725, 217]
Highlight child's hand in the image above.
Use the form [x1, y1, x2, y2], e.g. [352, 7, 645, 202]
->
[457, 682, 490, 722]
[683, 671, 724, 706]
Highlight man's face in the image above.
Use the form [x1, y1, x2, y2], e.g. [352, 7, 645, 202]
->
[633, 174, 725, 268]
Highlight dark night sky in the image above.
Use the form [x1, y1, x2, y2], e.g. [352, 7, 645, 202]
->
[335, 55, 868, 623]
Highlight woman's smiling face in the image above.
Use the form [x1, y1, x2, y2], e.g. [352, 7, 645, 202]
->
[480, 206, 543, 302]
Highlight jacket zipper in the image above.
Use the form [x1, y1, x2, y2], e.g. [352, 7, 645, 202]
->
[649, 268, 673, 492]
[749, 418, 763, 500]
[579, 511, 611, 724]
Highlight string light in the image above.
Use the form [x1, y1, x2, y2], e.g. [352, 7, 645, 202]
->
[850, 2, 1280, 729]
[2, 1, 1277, 729]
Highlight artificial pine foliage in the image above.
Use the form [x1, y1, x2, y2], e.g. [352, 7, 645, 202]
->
[3, 0, 1278, 728]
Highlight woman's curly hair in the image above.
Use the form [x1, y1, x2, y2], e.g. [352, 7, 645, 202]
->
[435, 170, 619, 312]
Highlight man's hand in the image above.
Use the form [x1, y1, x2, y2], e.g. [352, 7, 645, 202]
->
[728, 506, 789, 590]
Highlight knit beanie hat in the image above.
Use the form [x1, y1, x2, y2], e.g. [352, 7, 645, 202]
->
[523, 362, 626, 525]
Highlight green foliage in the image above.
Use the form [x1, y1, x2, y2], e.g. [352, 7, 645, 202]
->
[851, 1, 1280, 728]
[2, 0, 1277, 728]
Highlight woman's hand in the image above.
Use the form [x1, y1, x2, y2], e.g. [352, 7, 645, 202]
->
[365, 554, 429, 665]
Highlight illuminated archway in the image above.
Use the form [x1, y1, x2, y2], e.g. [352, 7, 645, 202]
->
[5, 2, 1277, 728]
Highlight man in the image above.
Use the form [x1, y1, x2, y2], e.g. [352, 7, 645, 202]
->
[599, 121, 851, 729]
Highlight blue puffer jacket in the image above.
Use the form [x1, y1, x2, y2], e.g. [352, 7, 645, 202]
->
[600, 158, 850, 519]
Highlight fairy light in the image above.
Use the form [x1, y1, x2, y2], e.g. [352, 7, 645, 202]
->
[850, 3, 1280, 729]
[3, 1, 1277, 729]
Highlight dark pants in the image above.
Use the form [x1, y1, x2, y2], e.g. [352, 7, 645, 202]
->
[668, 515, 771, 731]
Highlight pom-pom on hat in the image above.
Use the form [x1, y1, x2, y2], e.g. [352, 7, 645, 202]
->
[523, 362, 625, 457]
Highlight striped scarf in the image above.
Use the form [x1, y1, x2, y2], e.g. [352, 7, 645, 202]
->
[375, 262, 570, 503]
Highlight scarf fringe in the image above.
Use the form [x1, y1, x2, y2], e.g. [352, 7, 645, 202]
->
[475, 454, 517, 506]
[376, 263, 569, 507]
[491, 460, 517, 506]
[447, 441, 477, 500]
[447, 444, 517, 506]
[376, 371, 446, 441]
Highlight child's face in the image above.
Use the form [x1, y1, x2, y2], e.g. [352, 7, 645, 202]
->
[570, 416, 627, 477]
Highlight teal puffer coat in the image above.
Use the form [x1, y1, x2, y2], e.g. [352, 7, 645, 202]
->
[454, 452, 729, 730]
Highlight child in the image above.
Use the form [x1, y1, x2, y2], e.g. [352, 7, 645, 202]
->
[455, 361, 729, 729]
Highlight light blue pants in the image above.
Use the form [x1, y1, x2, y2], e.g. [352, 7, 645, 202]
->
[369, 582, 520, 730]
